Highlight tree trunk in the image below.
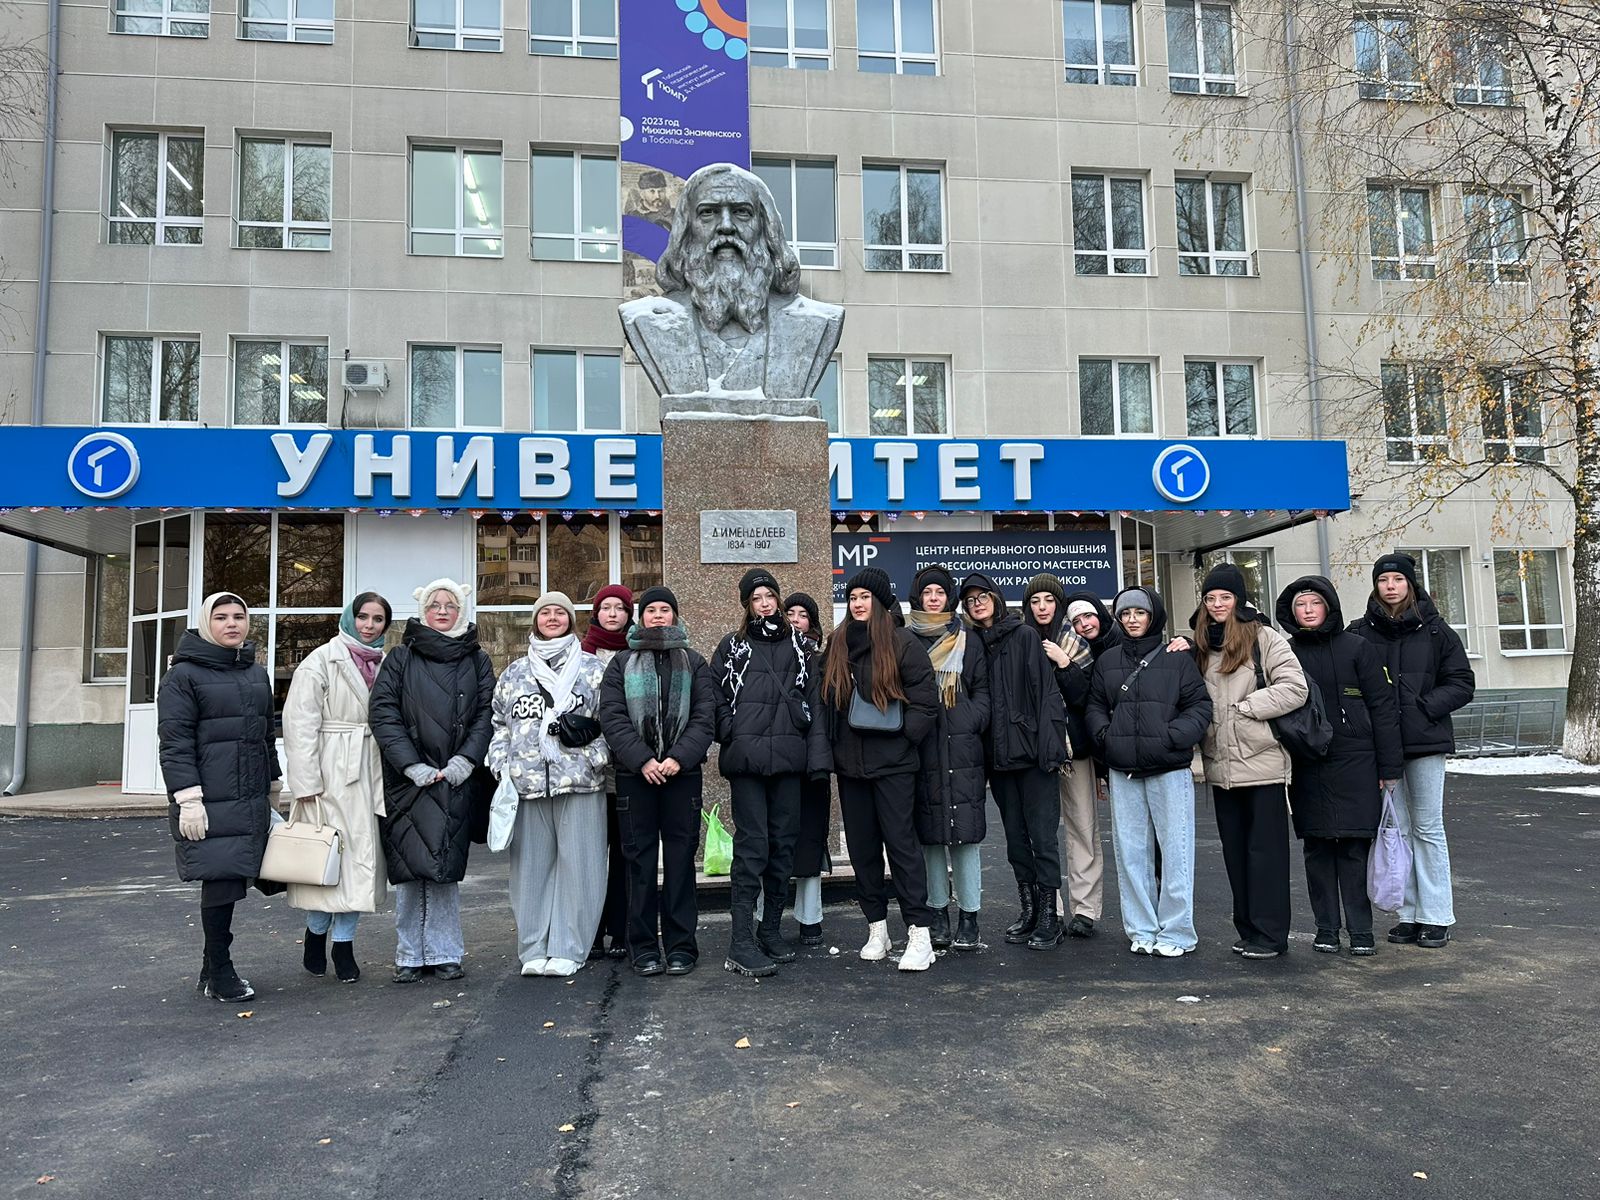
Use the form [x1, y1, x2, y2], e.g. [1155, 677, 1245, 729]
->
[1562, 485, 1600, 762]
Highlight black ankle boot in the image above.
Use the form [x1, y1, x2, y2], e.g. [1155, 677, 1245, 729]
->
[953, 909, 980, 950]
[201, 905, 255, 1002]
[726, 904, 778, 977]
[1004, 882, 1038, 944]
[797, 922, 824, 947]
[331, 941, 360, 983]
[1028, 889, 1064, 949]
[929, 906, 952, 950]
[756, 906, 798, 964]
[196, 947, 211, 994]
[303, 928, 328, 976]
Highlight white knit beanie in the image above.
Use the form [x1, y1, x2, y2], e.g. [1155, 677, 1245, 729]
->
[413, 578, 472, 638]
[1066, 599, 1097, 622]
[531, 590, 578, 637]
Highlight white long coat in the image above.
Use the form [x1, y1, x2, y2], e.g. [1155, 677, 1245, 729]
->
[281, 636, 388, 914]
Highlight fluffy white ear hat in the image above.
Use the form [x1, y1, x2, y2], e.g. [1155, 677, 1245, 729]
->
[414, 578, 473, 636]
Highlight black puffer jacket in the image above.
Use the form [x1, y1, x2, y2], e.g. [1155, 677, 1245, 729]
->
[1024, 605, 1094, 762]
[824, 624, 940, 779]
[976, 613, 1069, 773]
[1277, 577, 1405, 838]
[906, 616, 990, 845]
[1085, 591, 1213, 777]
[369, 619, 496, 884]
[711, 622, 830, 778]
[1347, 593, 1475, 757]
[157, 632, 280, 882]
[598, 646, 720, 776]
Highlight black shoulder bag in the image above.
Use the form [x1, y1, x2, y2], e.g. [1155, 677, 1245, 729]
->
[1251, 642, 1333, 759]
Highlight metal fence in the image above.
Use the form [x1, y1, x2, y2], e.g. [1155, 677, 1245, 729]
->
[1452, 697, 1563, 756]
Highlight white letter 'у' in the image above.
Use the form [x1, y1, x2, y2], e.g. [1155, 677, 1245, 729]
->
[272, 432, 333, 499]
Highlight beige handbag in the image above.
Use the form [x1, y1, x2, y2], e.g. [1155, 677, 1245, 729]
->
[259, 797, 342, 887]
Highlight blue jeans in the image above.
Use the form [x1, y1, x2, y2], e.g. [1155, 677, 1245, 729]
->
[306, 910, 359, 942]
[1394, 755, 1454, 926]
[922, 842, 982, 912]
[1108, 768, 1197, 951]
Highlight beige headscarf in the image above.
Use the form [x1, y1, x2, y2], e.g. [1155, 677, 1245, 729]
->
[197, 592, 249, 647]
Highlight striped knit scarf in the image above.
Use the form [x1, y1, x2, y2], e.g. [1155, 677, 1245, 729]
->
[624, 623, 694, 758]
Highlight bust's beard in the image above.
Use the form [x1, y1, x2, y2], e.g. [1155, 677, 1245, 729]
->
[684, 243, 774, 334]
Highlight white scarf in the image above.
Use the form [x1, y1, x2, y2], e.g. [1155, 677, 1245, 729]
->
[526, 632, 582, 761]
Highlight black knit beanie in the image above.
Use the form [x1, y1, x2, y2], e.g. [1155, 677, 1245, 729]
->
[783, 592, 821, 631]
[911, 565, 958, 611]
[739, 568, 781, 606]
[1372, 552, 1420, 590]
[1200, 562, 1249, 608]
[637, 585, 679, 615]
[844, 566, 896, 612]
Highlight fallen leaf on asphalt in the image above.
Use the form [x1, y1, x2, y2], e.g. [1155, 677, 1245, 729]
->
[785, 1102, 800, 1109]
[558, 1124, 576, 1133]
[543, 1021, 555, 1028]
[36, 1176, 54, 1184]
[734, 1037, 751, 1049]
[236, 1011, 254, 1019]
[1266, 1047, 1283, 1054]
[316, 1138, 332, 1145]
[1176, 995, 1201, 1004]
[1413, 1173, 1428, 1180]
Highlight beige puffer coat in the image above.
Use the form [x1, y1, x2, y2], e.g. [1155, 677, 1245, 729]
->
[1198, 623, 1310, 789]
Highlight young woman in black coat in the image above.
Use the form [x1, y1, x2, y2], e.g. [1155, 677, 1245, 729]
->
[158, 591, 281, 1003]
[711, 568, 830, 978]
[1277, 576, 1403, 955]
[821, 568, 941, 970]
[784, 592, 831, 946]
[959, 571, 1070, 950]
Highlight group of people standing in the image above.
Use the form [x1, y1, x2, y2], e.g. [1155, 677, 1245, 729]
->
[157, 549, 1471, 1002]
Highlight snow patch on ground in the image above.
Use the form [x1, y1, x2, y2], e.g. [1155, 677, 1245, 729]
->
[1447, 753, 1600, 776]
[1530, 785, 1600, 798]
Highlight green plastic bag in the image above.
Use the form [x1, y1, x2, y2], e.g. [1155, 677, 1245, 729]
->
[701, 805, 733, 877]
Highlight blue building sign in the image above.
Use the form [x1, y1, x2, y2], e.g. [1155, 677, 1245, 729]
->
[66, 432, 141, 501]
[1150, 443, 1211, 504]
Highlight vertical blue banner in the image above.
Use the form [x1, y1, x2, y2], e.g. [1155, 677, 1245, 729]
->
[619, 0, 751, 297]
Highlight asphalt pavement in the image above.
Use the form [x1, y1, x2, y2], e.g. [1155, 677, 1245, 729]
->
[1, 770, 1596, 1200]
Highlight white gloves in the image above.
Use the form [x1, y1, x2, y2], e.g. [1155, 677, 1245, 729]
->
[404, 762, 441, 788]
[174, 787, 208, 841]
[442, 755, 474, 787]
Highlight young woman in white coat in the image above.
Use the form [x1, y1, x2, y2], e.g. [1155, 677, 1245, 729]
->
[282, 591, 393, 983]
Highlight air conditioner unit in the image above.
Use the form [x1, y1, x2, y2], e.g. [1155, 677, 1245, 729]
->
[341, 361, 389, 392]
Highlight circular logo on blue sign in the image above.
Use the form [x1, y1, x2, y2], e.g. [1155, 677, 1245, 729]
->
[67, 432, 141, 501]
[1151, 443, 1211, 504]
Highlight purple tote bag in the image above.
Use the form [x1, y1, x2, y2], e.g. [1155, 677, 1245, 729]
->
[1368, 784, 1412, 912]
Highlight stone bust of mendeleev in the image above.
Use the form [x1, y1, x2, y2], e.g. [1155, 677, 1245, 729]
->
[619, 163, 844, 405]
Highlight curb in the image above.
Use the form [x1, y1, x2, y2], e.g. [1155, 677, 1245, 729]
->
[0, 801, 167, 819]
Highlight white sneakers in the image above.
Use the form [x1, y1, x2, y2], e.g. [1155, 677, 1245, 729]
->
[859, 920, 891, 961]
[897, 925, 934, 972]
[544, 957, 581, 977]
[1153, 943, 1189, 958]
[520, 957, 548, 976]
[1130, 939, 1155, 955]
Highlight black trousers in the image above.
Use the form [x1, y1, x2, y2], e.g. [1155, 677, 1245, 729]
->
[791, 774, 833, 878]
[616, 772, 703, 962]
[1304, 835, 1373, 936]
[594, 791, 628, 949]
[838, 772, 934, 928]
[1213, 784, 1292, 952]
[990, 767, 1063, 891]
[728, 773, 802, 915]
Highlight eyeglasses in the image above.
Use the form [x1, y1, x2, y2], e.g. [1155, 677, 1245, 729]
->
[426, 603, 460, 614]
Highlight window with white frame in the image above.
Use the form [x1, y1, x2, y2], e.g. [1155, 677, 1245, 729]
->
[412, 0, 501, 49]
[128, 516, 192, 705]
[411, 345, 503, 428]
[410, 144, 503, 256]
[857, 0, 938, 75]
[1063, 0, 1137, 86]
[86, 552, 131, 682]
[1175, 175, 1249, 275]
[1381, 361, 1447, 463]
[750, 0, 831, 68]
[1463, 190, 1528, 283]
[240, 0, 333, 41]
[532, 349, 622, 431]
[1494, 549, 1565, 652]
[1354, 8, 1421, 101]
[113, 0, 209, 37]
[1079, 358, 1156, 435]
[234, 340, 329, 426]
[109, 131, 204, 245]
[862, 163, 945, 271]
[237, 138, 331, 249]
[815, 359, 841, 433]
[529, 0, 617, 56]
[1200, 547, 1273, 607]
[1479, 366, 1543, 463]
[1397, 546, 1471, 649]
[1072, 173, 1150, 275]
[1165, 0, 1238, 94]
[1366, 183, 1435, 279]
[1185, 359, 1257, 435]
[868, 358, 948, 435]
[1120, 517, 1158, 588]
[1451, 26, 1511, 105]
[530, 149, 619, 261]
[753, 157, 838, 268]
[102, 335, 200, 423]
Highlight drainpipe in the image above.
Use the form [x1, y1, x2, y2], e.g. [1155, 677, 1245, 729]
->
[1283, 0, 1333, 578]
[5, 0, 61, 796]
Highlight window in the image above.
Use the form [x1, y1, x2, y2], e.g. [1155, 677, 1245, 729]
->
[86, 553, 131, 682]
[815, 359, 841, 432]
[102, 335, 200, 423]
[1165, 0, 1237, 94]
[1063, 0, 1136, 86]
[410, 345, 503, 428]
[750, 0, 831, 68]
[1397, 547, 1471, 649]
[1200, 548, 1272, 607]
[862, 164, 945, 271]
[1366, 183, 1435, 279]
[1463, 191, 1528, 283]
[237, 138, 331, 250]
[857, 0, 937, 75]
[1121, 517, 1157, 588]
[412, 0, 501, 49]
[1381, 361, 1447, 462]
[1354, 9, 1420, 101]
[1494, 549, 1565, 652]
[109, 131, 204, 245]
[114, 0, 209, 36]
[1185, 360, 1257, 435]
[410, 144, 503, 256]
[1479, 367, 1542, 463]
[1072, 173, 1149, 275]
[1079, 358, 1155, 435]
[532, 349, 622, 431]
[867, 358, 948, 435]
[1451, 27, 1511, 105]
[529, 0, 616, 56]
[129, 516, 192, 705]
[240, 0, 333, 41]
[530, 150, 619, 261]
[1175, 176, 1249, 275]
[753, 157, 838, 268]
[234, 340, 329, 426]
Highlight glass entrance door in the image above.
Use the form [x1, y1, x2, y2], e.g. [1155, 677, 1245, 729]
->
[122, 514, 192, 794]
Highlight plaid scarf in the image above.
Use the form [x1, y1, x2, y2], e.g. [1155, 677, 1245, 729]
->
[624, 623, 694, 758]
[905, 609, 966, 709]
